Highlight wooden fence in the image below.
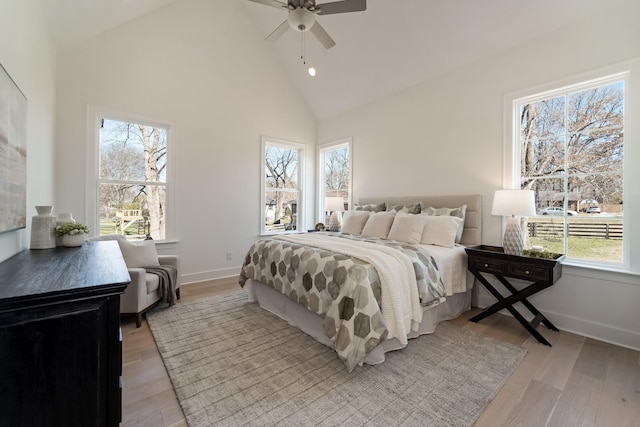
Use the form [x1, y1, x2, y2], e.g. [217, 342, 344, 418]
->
[527, 218, 623, 240]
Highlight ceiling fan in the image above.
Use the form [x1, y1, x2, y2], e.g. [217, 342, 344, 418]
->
[248, 0, 366, 49]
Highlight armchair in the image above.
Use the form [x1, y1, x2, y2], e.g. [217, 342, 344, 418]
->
[87, 235, 180, 327]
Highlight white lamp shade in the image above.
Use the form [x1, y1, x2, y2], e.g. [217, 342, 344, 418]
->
[325, 197, 344, 212]
[491, 190, 536, 217]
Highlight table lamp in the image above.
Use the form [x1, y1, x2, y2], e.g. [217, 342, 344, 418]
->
[325, 197, 344, 231]
[491, 189, 536, 255]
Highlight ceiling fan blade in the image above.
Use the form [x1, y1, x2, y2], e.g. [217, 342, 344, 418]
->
[309, 21, 336, 49]
[316, 0, 366, 15]
[248, 0, 288, 10]
[265, 19, 290, 42]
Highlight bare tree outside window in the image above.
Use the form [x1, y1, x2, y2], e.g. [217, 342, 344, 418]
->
[518, 79, 624, 263]
[319, 139, 351, 223]
[262, 138, 304, 233]
[324, 146, 349, 199]
[99, 119, 168, 240]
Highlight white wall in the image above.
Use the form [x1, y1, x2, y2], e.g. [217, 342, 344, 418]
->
[0, 0, 57, 263]
[318, 3, 640, 350]
[54, 0, 316, 283]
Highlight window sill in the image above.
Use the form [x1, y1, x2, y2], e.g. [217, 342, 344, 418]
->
[152, 239, 179, 249]
[562, 260, 640, 285]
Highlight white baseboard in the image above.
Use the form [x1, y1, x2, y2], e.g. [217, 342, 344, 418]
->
[180, 266, 240, 285]
[472, 286, 640, 351]
[540, 308, 640, 352]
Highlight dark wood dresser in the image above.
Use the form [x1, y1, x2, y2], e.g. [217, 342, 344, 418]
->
[0, 241, 130, 427]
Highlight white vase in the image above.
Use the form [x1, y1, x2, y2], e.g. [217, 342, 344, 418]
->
[35, 205, 54, 216]
[30, 205, 57, 249]
[56, 213, 75, 246]
[62, 233, 86, 247]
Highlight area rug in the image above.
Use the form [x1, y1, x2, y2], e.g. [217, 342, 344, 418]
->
[147, 289, 526, 427]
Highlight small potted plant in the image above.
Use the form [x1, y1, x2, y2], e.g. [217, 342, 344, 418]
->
[55, 222, 90, 247]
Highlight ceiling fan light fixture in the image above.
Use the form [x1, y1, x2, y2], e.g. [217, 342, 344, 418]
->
[287, 8, 315, 32]
[250, 0, 365, 50]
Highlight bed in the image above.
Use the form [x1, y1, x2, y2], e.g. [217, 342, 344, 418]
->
[239, 195, 482, 371]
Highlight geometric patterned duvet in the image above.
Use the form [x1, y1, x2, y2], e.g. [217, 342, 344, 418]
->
[238, 233, 446, 371]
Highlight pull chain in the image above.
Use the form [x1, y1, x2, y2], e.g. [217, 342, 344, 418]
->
[300, 30, 306, 65]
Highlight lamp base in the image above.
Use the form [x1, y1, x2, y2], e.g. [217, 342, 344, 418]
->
[503, 216, 524, 255]
[327, 211, 342, 231]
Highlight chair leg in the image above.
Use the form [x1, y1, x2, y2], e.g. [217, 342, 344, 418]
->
[135, 313, 142, 328]
[176, 288, 181, 300]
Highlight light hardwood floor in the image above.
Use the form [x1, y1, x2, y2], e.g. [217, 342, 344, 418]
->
[121, 277, 640, 427]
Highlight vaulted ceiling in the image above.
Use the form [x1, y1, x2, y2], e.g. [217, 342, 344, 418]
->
[39, 0, 631, 120]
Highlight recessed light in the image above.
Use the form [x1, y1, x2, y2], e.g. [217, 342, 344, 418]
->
[308, 67, 316, 77]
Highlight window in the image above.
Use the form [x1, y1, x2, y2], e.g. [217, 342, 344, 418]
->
[318, 138, 352, 224]
[261, 136, 305, 234]
[97, 117, 170, 240]
[513, 74, 625, 265]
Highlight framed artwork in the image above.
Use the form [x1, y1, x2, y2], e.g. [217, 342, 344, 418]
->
[0, 63, 28, 234]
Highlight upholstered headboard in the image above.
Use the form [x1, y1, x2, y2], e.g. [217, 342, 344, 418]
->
[358, 195, 482, 246]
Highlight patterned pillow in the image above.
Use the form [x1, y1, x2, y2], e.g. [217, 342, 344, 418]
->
[386, 201, 422, 214]
[354, 202, 386, 212]
[423, 204, 467, 243]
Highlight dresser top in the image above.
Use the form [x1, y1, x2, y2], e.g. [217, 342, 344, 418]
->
[0, 240, 130, 306]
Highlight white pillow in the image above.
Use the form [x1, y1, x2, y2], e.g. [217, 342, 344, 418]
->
[117, 239, 160, 268]
[361, 211, 396, 238]
[340, 211, 371, 235]
[420, 215, 464, 248]
[387, 212, 428, 244]
[423, 204, 467, 243]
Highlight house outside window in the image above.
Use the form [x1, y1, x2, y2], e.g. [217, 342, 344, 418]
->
[318, 138, 352, 224]
[97, 117, 170, 240]
[513, 74, 625, 265]
[261, 136, 305, 234]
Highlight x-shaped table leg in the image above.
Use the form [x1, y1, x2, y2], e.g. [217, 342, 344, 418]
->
[469, 269, 558, 346]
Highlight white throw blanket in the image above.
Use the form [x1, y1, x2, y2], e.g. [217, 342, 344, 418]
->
[275, 234, 423, 344]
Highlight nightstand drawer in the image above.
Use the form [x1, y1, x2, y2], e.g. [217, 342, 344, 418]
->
[507, 264, 549, 281]
[470, 257, 506, 275]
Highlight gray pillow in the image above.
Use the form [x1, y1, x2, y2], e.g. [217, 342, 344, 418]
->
[386, 202, 422, 215]
[354, 202, 386, 212]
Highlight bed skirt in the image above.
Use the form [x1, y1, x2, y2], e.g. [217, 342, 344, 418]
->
[246, 279, 473, 366]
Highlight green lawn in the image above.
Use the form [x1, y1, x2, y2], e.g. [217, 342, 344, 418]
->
[99, 220, 147, 239]
[100, 221, 117, 236]
[530, 236, 622, 263]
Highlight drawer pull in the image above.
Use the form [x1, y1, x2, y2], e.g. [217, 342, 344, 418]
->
[525, 270, 530, 275]
[484, 263, 489, 268]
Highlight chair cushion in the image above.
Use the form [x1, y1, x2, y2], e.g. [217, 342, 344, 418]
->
[146, 273, 160, 294]
[117, 239, 161, 268]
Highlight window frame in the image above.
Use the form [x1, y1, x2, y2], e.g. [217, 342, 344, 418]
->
[86, 106, 176, 242]
[260, 136, 306, 235]
[317, 138, 353, 223]
[504, 69, 630, 270]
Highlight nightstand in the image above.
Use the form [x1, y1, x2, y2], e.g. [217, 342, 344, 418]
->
[465, 245, 565, 346]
